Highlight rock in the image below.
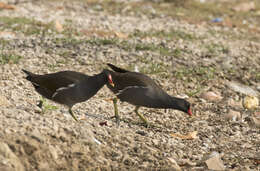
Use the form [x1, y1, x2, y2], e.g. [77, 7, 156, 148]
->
[243, 96, 259, 110]
[167, 158, 181, 171]
[49, 145, 59, 160]
[226, 81, 259, 96]
[0, 31, 16, 39]
[0, 95, 10, 106]
[227, 98, 243, 109]
[136, 130, 147, 136]
[176, 94, 189, 99]
[233, 2, 255, 12]
[152, 139, 160, 146]
[254, 111, 260, 117]
[200, 91, 222, 102]
[225, 110, 241, 121]
[205, 152, 225, 171]
[0, 142, 25, 171]
[55, 20, 63, 33]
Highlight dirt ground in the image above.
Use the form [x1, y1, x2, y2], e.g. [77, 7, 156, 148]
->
[0, 0, 260, 170]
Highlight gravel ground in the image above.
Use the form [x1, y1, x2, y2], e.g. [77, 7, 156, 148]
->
[0, 0, 260, 170]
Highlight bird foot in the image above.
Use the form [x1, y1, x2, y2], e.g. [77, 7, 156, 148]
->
[143, 122, 150, 128]
[110, 115, 121, 126]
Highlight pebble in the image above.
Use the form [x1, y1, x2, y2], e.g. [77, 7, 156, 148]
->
[243, 96, 259, 110]
[225, 110, 241, 121]
[227, 98, 243, 109]
[226, 81, 259, 96]
[200, 91, 222, 102]
[205, 152, 225, 170]
[0, 95, 10, 107]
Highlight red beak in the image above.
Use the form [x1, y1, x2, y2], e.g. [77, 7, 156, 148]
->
[188, 108, 192, 116]
[108, 74, 115, 87]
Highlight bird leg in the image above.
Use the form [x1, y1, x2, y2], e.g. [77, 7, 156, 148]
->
[107, 97, 121, 125]
[113, 98, 120, 125]
[134, 106, 149, 127]
[69, 108, 78, 122]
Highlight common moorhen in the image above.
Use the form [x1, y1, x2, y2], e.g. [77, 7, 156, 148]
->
[106, 63, 192, 126]
[22, 69, 114, 121]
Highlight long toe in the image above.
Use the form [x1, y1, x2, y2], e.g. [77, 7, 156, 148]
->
[134, 108, 149, 127]
[110, 114, 121, 125]
[116, 116, 120, 126]
[143, 121, 150, 128]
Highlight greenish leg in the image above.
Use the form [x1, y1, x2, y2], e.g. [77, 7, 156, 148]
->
[134, 106, 149, 127]
[113, 98, 120, 125]
[69, 108, 78, 122]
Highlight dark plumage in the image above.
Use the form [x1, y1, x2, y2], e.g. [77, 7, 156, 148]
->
[106, 63, 192, 126]
[22, 69, 114, 121]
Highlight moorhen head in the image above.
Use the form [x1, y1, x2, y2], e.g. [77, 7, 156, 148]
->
[105, 63, 192, 126]
[22, 69, 114, 121]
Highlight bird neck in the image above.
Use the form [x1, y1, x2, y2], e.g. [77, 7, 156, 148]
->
[100, 71, 109, 84]
[165, 96, 185, 111]
[91, 72, 107, 90]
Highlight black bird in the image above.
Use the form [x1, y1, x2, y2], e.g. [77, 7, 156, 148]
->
[22, 69, 114, 121]
[106, 63, 192, 126]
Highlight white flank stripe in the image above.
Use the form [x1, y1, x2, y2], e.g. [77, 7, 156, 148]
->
[115, 86, 148, 96]
[68, 83, 75, 87]
[52, 83, 76, 98]
[32, 82, 39, 86]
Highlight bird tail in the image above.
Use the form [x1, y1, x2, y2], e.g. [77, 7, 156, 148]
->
[22, 69, 35, 81]
[107, 63, 129, 73]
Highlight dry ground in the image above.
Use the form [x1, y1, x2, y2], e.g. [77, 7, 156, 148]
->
[0, 0, 260, 170]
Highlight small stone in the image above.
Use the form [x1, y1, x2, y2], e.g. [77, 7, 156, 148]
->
[243, 96, 259, 110]
[227, 98, 243, 109]
[49, 145, 58, 160]
[152, 139, 160, 146]
[225, 110, 241, 121]
[55, 20, 63, 33]
[205, 152, 225, 170]
[167, 158, 181, 171]
[136, 130, 147, 136]
[233, 1, 255, 12]
[254, 111, 260, 117]
[0, 95, 10, 106]
[200, 91, 222, 102]
[226, 81, 259, 96]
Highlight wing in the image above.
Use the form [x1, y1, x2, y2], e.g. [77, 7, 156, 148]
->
[31, 71, 89, 91]
[112, 72, 161, 90]
[116, 85, 166, 108]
